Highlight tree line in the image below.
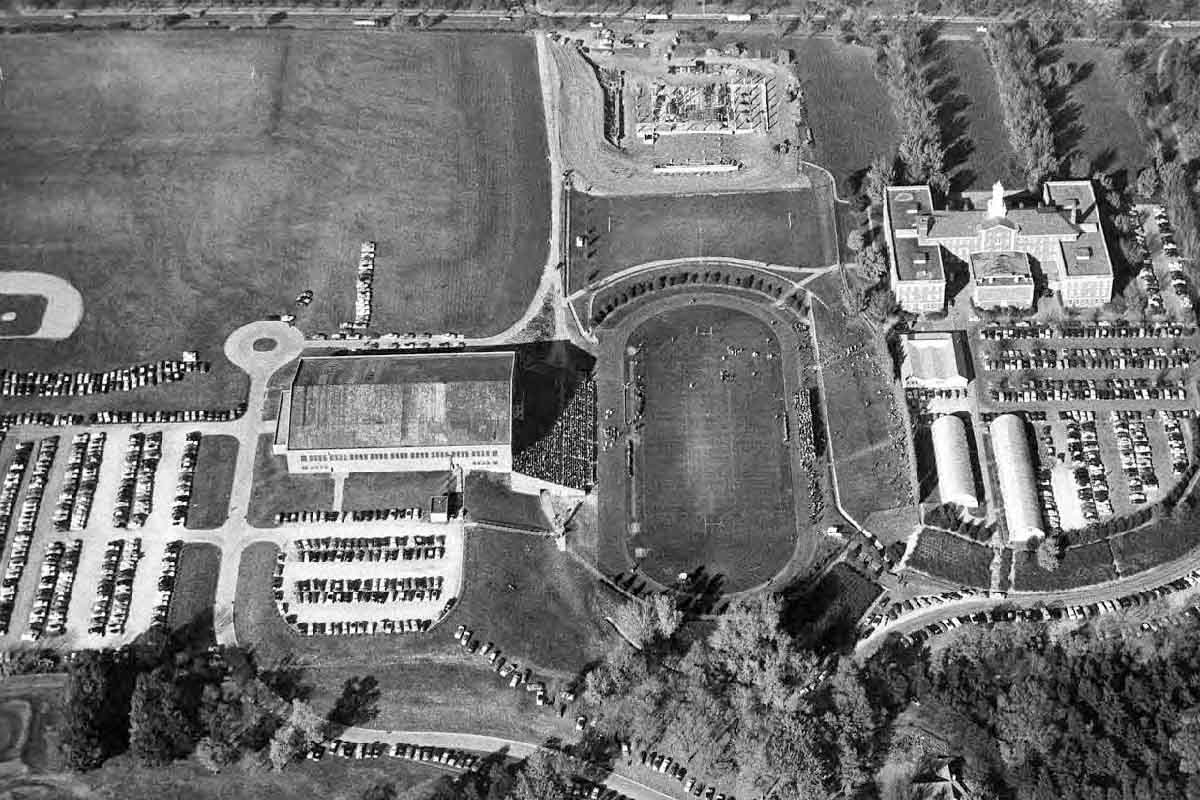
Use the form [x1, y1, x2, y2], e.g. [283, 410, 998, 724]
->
[984, 24, 1060, 189]
[62, 631, 381, 774]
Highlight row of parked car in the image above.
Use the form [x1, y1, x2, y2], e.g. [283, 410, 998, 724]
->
[0, 358, 210, 398]
[1149, 206, 1194, 309]
[172, 433, 202, 527]
[89, 538, 143, 636]
[346, 240, 375, 331]
[1060, 413, 1114, 521]
[983, 344, 1193, 372]
[293, 618, 434, 636]
[90, 405, 246, 425]
[314, 739, 480, 770]
[0, 442, 32, 541]
[152, 541, 185, 628]
[988, 377, 1189, 404]
[276, 507, 425, 526]
[455, 625, 554, 704]
[638, 749, 728, 800]
[52, 432, 105, 532]
[979, 320, 1196, 340]
[0, 412, 83, 428]
[24, 539, 82, 641]
[1111, 411, 1159, 505]
[0, 437, 59, 635]
[896, 569, 1200, 648]
[113, 432, 161, 529]
[1164, 414, 1191, 477]
[291, 575, 446, 606]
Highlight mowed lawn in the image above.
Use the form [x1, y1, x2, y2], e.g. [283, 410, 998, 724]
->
[235, 528, 613, 680]
[0, 32, 549, 412]
[567, 188, 837, 293]
[790, 39, 898, 194]
[941, 41, 1022, 190]
[185, 434, 239, 530]
[1058, 44, 1149, 180]
[628, 305, 797, 592]
[248, 434, 334, 527]
[165, 542, 221, 644]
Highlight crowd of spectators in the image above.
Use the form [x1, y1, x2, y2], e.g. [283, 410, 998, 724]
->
[513, 374, 597, 491]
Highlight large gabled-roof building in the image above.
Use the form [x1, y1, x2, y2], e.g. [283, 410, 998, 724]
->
[273, 352, 515, 474]
[884, 180, 1115, 314]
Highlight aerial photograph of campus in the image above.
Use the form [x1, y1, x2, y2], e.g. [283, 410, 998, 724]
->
[6, 0, 1200, 798]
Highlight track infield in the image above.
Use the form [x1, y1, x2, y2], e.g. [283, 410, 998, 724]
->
[624, 304, 798, 592]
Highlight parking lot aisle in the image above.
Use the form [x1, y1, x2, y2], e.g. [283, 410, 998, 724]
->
[152, 429, 193, 531]
[331, 473, 346, 513]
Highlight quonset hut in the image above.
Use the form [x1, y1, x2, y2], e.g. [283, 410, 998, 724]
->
[931, 414, 979, 511]
[989, 413, 1044, 543]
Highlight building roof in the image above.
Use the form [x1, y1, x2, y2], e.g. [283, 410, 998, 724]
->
[287, 352, 514, 451]
[989, 413, 1044, 543]
[901, 332, 971, 387]
[931, 414, 978, 509]
[893, 236, 946, 282]
[970, 251, 1033, 283]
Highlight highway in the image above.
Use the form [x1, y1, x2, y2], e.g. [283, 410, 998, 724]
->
[6, 5, 1200, 40]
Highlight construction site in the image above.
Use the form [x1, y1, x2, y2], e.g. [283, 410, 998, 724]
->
[542, 30, 808, 195]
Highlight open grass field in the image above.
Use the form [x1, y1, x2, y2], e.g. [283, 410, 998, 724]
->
[627, 304, 797, 593]
[1012, 540, 1117, 591]
[185, 434, 239, 530]
[466, 473, 552, 531]
[904, 528, 993, 588]
[941, 42, 1022, 190]
[809, 273, 913, 519]
[343, 471, 452, 513]
[0, 31, 548, 413]
[248, 434, 334, 527]
[235, 528, 613, 678]
[566, 188, 837, 293]
[1057, 44, 1149, 181]
[1109, 515, 1199, 576]
[165, 543, 221, 644]
[790, 39, 898, 195]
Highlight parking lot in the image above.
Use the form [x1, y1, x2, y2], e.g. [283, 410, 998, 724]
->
[0, 423, 235, 648]
[278, 520, 465, 633]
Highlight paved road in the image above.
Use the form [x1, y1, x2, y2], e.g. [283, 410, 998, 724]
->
[855, 538, 1200, 660]
[339, 727, 684, 800]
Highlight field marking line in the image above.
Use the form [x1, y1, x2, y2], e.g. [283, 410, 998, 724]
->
[0, 271, 83, 340]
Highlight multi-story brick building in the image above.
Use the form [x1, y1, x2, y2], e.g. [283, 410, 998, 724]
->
[883, 180, 1115, 314]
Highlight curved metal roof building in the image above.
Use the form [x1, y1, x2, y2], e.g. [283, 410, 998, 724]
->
[931, 414, 978, 510]
[989, 413, 1044, 543]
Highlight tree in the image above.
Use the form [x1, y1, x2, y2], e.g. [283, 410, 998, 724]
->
[62, 652, 118, 771]
[1035, 535, 1062, 572]
[846, 229, 865, 254]
[611, 600, 656, 648]
[361, 781, 398, 800]
[1136, 165, 1161, 199]
[864, 154, 897, 207]
[509, 750, 572, 800]
[269, 700, 328, 771]
[707, 594, 819, 711]
[651, 594, 683, 639]
[329, 675, 381, 729]
[129, 668, 196, 767]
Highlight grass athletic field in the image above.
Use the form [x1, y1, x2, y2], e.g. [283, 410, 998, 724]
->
[626, 305, 797, 592]
[0, 31, 548, 412]
[165, 543, 221, 641]
[567, 189, 837, 293]
[790, 39, 898, 194]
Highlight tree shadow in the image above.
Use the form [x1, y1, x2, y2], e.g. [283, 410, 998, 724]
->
[923, 32, 977, 193]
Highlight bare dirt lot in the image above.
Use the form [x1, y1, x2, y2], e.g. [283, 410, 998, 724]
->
[545, 35, 810, 196]
[0, 31, 549, 412]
